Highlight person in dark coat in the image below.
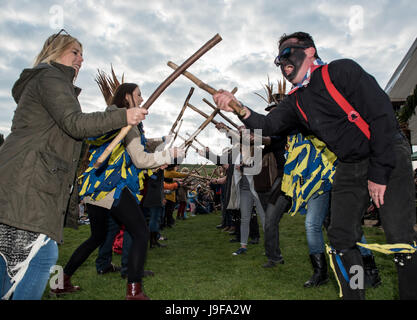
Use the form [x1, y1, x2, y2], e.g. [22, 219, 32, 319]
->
[213, 31, 417, 300]
[0, 30, 147, 300]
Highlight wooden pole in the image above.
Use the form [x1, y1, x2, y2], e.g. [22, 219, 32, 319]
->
[202, 98, 240, 130]
[179, 108, 220, 150]
[169, 87, 194, 134]
[169, 119, 183, 148]
[167, 61, 246, 117]
[93, 34, 222, 169]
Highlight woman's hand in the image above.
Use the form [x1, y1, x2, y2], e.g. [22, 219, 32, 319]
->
[126, 107, 148, 125]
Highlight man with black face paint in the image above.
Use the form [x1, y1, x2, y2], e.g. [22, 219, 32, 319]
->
[213, 32, 417, 300]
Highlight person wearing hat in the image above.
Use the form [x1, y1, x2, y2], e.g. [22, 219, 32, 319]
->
[214, 31, 417, 300]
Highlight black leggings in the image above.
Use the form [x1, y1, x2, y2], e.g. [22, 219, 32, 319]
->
[64, 189, 149, 283]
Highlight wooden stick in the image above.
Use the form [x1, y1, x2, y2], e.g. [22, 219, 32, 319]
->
[179, 108, 220, 150]
[187, 173, 212, 181]
[186, 132, 206, 149]
[169, 119, 183, 148]
[93, 34, 222, 169]
[169, 87, 194, 134]
[186, 102, 234, 132]
[202, 98, 240, 130]
[167, 61, 246, 117]
[178, 134, 199, 152]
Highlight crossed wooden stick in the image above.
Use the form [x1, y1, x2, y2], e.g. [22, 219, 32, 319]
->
[93, 34, 222, 168]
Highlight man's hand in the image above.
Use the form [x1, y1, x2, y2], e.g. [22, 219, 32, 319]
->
[368, 180, 387, 208]
[126, 107, 148, 125]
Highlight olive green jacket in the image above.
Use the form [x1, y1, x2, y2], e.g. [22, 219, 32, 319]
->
[0, 62, 127, 243]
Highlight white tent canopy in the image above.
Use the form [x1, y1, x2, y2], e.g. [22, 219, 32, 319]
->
[385, 37, 417, 145]
[385, 37, 417, 103]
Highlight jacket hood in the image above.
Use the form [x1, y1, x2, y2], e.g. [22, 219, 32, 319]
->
[12, 62, 77, 103]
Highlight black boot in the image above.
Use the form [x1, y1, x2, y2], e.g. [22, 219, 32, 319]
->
[150, 232, 157, 248]
[328, 247, 365, 300]
[362, 254, 382, 289]
[150, 232, 166, 248]
[304, 253, 329, 288]
[395, 252, 417, 300]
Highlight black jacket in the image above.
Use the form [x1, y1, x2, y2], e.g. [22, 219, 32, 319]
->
[243, 59, 400, 185]
[142, 170, 164, 208]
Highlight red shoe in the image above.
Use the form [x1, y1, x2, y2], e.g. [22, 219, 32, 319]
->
[50, 274, 81, 296]
[126, 282, 150, 300]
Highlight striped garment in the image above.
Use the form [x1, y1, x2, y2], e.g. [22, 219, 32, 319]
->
[79, 129, 152, 206]
[281, 133, 338, 215]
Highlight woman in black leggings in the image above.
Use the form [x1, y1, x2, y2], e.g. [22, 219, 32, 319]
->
[51, 83, 183, 300]
[64, 189, 148, 286]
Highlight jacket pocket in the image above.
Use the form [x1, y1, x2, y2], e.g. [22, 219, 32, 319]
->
[31, 151, 71, 195]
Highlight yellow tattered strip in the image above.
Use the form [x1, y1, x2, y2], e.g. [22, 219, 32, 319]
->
[105, 169, 115, 179]
[139, 171, 145, 190]
[108, 143, 124, 165]
[79, 175, 90, 196]
[93, 190, 112, 201]
[356, 242, 417, 255]
[325, 244, 343, 298]
[121, 154, 127, 179]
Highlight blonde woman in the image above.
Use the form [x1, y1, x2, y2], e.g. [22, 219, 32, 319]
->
[0, 30, 146, 300]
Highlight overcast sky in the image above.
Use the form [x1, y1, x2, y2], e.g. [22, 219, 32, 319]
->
[1, 0, 416, 163]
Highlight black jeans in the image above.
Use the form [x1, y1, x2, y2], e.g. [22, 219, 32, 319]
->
[258, 178, 289, 262]
[327, 137, 417, 299]
[164, 200, 176, 226]
[328, 138, 416, 248]
[64, 189, 149, 283]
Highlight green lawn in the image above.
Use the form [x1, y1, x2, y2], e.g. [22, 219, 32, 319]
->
[43, 210, 399, 300]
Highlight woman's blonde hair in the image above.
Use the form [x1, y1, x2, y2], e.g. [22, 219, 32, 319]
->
[33, 31, 82, 67]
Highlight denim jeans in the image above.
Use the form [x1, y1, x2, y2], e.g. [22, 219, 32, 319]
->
[306, 190, 373, 256]
[95, 214, 132, 276]
[305, 191, 330, 255]
[145, 206, 164, 233]
[0, 237, 58, 300]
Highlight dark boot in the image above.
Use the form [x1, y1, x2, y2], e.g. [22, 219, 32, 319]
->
[50, 274, 81, 296]
[149, 232, 155, 249]
[362, 254, 382, 289]
[328, 247, 365, 300]
[150, 232, 166, 248]
[304, 253, 329, 288]
[126, 282, 150, 300]
[396, 252, 417, 300]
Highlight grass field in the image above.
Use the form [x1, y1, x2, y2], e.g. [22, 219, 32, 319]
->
[42, 208, 402, 301]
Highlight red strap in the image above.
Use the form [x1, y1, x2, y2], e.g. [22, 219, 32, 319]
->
[321, 64, 370, 140]
[296, 94, 308, 122]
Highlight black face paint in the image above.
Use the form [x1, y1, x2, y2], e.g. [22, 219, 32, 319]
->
[279, 47, 307, 83]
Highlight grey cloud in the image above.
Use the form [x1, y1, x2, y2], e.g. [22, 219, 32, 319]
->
[1, 0, 416, 163]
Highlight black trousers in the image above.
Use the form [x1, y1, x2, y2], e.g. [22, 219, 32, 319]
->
[64, 189, 149, 283]
[327, 137, 417, 299]
[164, 200, 176, 226]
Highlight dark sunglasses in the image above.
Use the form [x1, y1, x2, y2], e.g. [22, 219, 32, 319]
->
[274, 45, 309, 67]
[47, 29, 70, 45]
